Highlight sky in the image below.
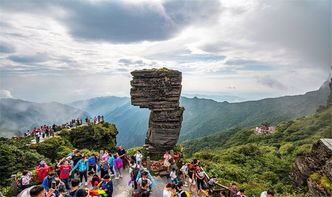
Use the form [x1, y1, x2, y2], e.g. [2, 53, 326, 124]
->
[0, 0, 331, 103]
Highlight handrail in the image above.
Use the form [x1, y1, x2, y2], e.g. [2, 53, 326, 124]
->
[200, 167, 230, 191]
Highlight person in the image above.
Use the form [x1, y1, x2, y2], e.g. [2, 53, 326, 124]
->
[71, 150, 82, 168]
[57, 159, 72, 190]
[36, 161, 49, 183]
[177, 181, 188, 197]
[237, 189, 247, 197]
[163, 183, 175, 197]
[208, 176, 217, 189]
[220, 191, 227, 197]
[260, 189, 276, 197]
[88, 154, 98, 172]
[170, 168, 178, 184]
[102, 151, 110, 161]
[129, 160, 140, 189]
[134, 150, 143, 168]
[136, 163, 157, 190]
[138, 180, 150, 197]
[113, 154, 123, 179]
[88, 171, 101, 188]
[71, 157, 89, 184]
[137, 172, 152, 190]
[180, 163, 188, 186]
[42, 172, 56, 192]
[108, 154, 115, 175]
[188, 160, 197, 195]
[229, 183, 238, 197]
[35, 131, 40, 143]
[163, 151, 172, 169]
[30, 185, 54, 197]
[20, 170, 32, 189]
[196, 166, 206, 196]
[66, 179, 88, 197]
[170, 159, 178, 171]
[99, 174, 113, 197]
[117, 146, 127, 169]
[100, 159, 110, 179]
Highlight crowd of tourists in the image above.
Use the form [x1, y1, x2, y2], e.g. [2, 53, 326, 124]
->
[17, 146, 157, 197]
[20, 115, 104, 143]
[161, 153, 277, 197]
[15, 144, 276, 197]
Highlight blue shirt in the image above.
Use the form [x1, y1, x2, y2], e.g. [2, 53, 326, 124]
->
[108, 156, 114, 167]
[42, 176, 54, 191]
[101, 180, 113, 196]
[88, 157, 97, 166]
[71, 160, 88, 172]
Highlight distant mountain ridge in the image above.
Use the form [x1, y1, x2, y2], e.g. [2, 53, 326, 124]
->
[70, 80, 330, 148]
[0, 98, 90, 137]
[0, 81, 329, 145]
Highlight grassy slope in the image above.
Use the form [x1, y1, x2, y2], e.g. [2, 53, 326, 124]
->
[182, 107, 332, 196]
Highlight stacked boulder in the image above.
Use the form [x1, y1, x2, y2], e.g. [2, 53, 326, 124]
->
[130, 68, 184, 156]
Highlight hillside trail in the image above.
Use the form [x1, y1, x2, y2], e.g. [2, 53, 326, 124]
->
[30, 124, 87, 144]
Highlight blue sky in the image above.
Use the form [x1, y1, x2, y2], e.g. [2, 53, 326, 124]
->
[0, 0, 331, 103]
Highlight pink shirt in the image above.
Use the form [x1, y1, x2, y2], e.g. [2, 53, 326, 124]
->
[164, 154, 172, 160]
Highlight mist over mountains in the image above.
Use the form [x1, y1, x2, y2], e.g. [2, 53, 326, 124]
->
[0, 80, 329, 148]
[0, 98, 89, 137]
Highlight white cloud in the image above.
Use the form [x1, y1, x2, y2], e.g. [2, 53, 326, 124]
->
[0, 0, 330, 102]
[0, 89, 14, 98]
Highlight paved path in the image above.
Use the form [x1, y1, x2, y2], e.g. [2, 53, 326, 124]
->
[30, 124, 87, 144]
[77, 168, 168, 197]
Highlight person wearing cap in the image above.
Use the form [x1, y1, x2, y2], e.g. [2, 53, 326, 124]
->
[42, 172, 56, 192]
[137, 172, 152, 190]
[98, 174, 113, 197]
[36, 161, 49, 183]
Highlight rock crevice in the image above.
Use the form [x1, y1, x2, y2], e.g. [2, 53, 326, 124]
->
[130, 68, 184, 156]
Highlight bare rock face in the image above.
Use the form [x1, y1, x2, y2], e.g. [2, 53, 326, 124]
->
[290, 139, 332, 196]
[130, 68, 184, 156]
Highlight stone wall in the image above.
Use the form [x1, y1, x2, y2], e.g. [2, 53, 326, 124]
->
[130, 68, 184, 156]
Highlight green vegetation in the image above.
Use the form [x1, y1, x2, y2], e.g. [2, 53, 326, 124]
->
[179, 83, 330, 141]
[140, 67, 176, 72]
[58, 122, 118, 151]
[0, 137, 48, 190]
[182, 107, 332, 196]
[0, 123, 118, 194]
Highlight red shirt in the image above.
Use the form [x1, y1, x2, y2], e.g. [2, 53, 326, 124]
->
[59, 165, 72, 179]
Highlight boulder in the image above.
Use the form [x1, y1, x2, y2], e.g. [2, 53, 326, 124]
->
[290, 139, 332, 196]
[130, 68, 184, 156]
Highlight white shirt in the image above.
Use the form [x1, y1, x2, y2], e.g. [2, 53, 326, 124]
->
[163, 189, 172, 197]
[260, 191, 267, 197]
[135, 153, 142, 162]
[170, 171, 177, 180]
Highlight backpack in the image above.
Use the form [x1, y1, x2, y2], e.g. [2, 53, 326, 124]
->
[103, 163, 109, 171]
[65, 189, 79, 197]
[178, 190, 190, 197]
[17, 177, 23, 188]
[131, 165, 140, 179]
[116, 159, 123, 169]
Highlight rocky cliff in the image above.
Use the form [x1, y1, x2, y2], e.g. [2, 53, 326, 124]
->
[291, 139, 332, 196]
[130, 68, 184, 156]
